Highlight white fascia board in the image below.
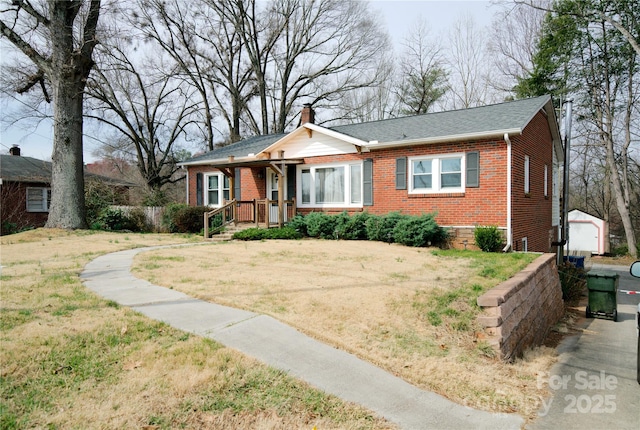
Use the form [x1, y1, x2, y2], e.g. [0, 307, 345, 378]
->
[365, 128, 523, 150]
[178, 155, 257, 167]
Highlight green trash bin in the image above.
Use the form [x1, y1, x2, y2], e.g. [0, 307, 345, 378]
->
[586, 270, 619, 322]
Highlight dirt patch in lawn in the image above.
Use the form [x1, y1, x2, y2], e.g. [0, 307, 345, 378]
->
[133, 239, 559, 420]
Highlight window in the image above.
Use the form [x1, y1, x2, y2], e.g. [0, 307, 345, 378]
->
[544, 164, 548, 197]
[522, 237, 528, 253]
[26, 187, 51, 212]
[409, 154, 465, 193]
[205, 173, 230, 207]
[524, 155, 530, 194]
[298, 162, 363, 208]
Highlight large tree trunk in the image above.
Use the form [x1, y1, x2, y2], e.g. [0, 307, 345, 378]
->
[46, 77, 88, 229]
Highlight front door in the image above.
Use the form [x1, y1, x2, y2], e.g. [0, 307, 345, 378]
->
[267, 169, 287, 224]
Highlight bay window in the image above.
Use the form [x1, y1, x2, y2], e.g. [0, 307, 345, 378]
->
[298, 162, 363, 208]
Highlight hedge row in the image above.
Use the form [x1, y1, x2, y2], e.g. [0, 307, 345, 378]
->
[236, 211, 449, 248]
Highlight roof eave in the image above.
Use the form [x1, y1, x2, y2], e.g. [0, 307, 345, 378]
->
[365, 128, 523, 150]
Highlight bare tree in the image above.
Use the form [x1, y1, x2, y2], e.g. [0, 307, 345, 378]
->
[86, 41, 196, 204]
[395, 18, 448, 115]
[445, 13, 493, 109]
[1, 0, 102, 229]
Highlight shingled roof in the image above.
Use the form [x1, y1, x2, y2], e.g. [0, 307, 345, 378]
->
[0, 154, 135, 187]
[181, 95, 555, 165]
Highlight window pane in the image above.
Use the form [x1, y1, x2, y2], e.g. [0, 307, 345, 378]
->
[223, 176, 230, 189]
[441, 158, 461, 173]
[414, 174, 432, 189]
[27, 188, 44, 212]
[208, 176, 219, 190]
[413, 160, 432, 174]
[350, 164, 362, 204]
[223, 190, 230, 201]
[208, 190, 219, 204]
[301, 170, 311, 204]
[315, 167, 344, 203]
[441, 173, 461, 188]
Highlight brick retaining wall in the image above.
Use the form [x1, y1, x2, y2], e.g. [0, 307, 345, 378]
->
[476, 253, 563, 361]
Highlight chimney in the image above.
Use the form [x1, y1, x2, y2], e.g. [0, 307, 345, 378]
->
[9, 145, 21, 156]
[301, 103, 315, 125]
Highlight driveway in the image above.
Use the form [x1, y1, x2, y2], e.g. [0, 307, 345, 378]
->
[527, 263, 640, 430]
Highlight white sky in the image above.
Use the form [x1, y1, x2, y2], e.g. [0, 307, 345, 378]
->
[0, 0, 495, 162]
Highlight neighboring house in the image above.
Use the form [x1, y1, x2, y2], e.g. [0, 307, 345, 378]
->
[0, 146, 133, 234]
[566, 209, 609, 255]
[180, 95, 563, 252]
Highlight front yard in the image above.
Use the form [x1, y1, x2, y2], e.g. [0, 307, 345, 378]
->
[133, 239, 558, 419]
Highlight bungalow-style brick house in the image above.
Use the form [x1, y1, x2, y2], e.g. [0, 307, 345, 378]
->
[180, 95, 563, 252]
[0, 146, 133, 234]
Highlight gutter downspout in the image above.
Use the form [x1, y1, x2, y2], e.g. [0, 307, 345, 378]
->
[503, 133, 512, 252]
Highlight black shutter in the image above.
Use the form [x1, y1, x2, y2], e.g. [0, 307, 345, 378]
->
[363, 158, 373, 206]
[396, 157, 407, 190]
[466, 152, 479, 187]
[234, 168, 241, 200]
[196, 172, 203, 206]
[287, 166, 296, 200]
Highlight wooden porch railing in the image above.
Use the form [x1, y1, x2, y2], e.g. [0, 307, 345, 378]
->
[204, 200, 236, 238]
[204, 198, 297, 238]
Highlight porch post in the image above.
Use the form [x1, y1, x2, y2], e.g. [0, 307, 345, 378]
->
[278, 156, 285, 228]
[229, 171, 235, 201]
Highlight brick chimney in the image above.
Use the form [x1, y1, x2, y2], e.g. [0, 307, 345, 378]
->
[301, 103, 315, 125]
[9, 145, 20, 156]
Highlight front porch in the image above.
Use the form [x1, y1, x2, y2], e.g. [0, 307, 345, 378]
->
[204, 198, 297, 239]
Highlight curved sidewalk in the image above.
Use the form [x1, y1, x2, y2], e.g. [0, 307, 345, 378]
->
[81, 245, 524, 430]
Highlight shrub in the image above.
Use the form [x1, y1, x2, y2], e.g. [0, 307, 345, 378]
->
[92, 208, 133, 231]
[336, 212, 370, 240]
[161, 204, 209, 233]
[233, 226, 302, 240]
[365, 212, 407, 243]
[287, 214, 308, 236]
[474, 225, 504, 252]
[126, 207, 153, 232]
[304, 212, 337, 239]
[393, 214, 448, 247]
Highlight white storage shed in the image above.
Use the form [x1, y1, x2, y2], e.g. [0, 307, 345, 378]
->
[566, 209, 608, 255]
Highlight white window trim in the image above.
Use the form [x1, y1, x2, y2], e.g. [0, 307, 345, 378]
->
[408, 153, 465, 194]
[544, 164, 548, 197]
[524, 155, 530, 194]
[297, 161, 363, 209]
[204, 172, 230, 207]
[26, 187, 51, 212]
[522, 237, 528, 252]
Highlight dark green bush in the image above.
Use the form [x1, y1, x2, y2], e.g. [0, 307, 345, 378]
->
[233, 226, 302, 240]
[474, 225, 504, 252]
[126, 207, 152, 232]
[393, 214, 448, 247]
[287, 214, 308, 236]
[92, 208, 134, 231]
[304, 212, 338, 239]
[365, 212, 407, 243]
[335, 212, 371, 240]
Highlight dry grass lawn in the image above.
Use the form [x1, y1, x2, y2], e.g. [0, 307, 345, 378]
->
[133, 239, 560, 420]
[1, 230, 392, 430]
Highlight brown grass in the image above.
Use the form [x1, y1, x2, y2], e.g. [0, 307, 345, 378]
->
[1, 230, 392, 430]
[133, 239, 560, 420]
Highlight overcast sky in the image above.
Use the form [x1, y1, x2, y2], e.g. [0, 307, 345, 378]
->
[0, 0, 496, 162]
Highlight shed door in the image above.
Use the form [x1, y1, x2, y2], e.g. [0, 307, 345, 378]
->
[570, 222, 599, 254]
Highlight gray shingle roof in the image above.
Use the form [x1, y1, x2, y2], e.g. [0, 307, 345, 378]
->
[182, 96, 552, 164]
[183, 133, 286, 164]
[329, 95, 551, 143]
[0, 154, 136, 186]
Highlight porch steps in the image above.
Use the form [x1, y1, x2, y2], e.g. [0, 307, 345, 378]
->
[209, 223, 255, 241]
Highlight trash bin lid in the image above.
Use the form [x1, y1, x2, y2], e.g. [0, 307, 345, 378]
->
[587, 270, 619, 279]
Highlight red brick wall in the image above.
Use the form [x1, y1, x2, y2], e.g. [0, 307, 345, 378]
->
[0, 181, 49, 233]
[510, 112, 557, 252]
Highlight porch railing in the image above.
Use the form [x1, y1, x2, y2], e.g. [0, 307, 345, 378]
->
[204, 200, 236, 238]
[204, 198, 297, 238]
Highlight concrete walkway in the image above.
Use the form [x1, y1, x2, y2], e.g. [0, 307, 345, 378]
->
[81, 245, 524, 430]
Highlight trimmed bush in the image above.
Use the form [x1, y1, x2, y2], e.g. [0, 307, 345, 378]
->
[304, 212, 338, 239]
[365, 212, 407, 243]
[474, 225, 503, 252]
[393, 214, 448, 247]
[287, 214, 308, 236]
[233, 226, 302, 240]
